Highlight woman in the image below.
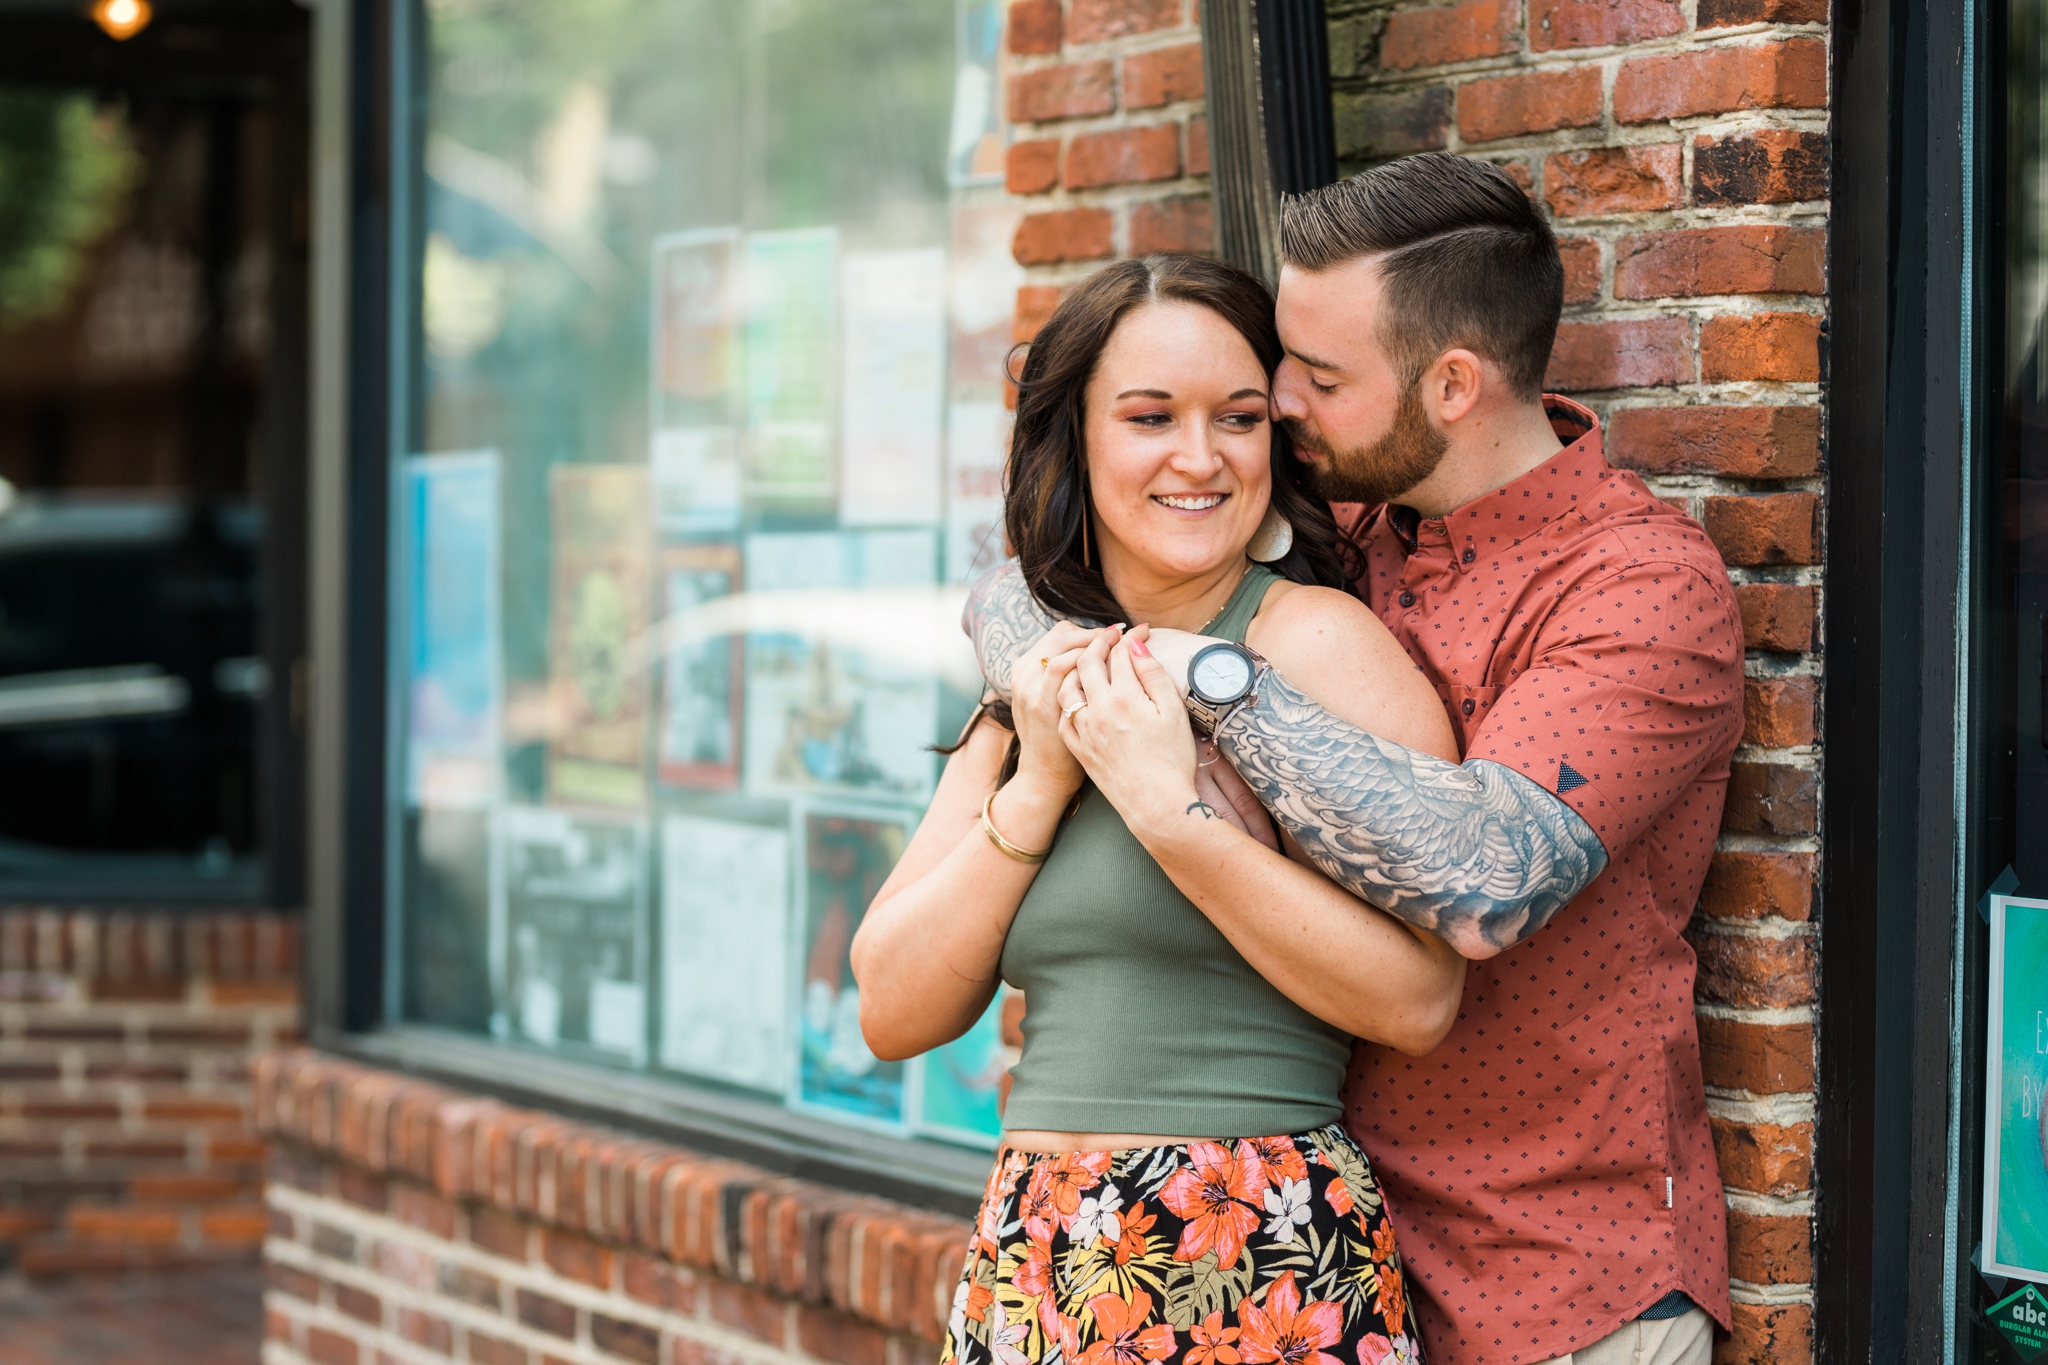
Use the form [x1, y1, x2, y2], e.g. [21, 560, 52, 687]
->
[851, 255, 1462, 1364]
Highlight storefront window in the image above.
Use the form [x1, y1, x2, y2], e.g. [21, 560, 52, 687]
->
[387, 0, 1020, 1151]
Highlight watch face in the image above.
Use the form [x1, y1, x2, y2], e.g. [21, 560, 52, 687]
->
[1190, 646, 1253, 704]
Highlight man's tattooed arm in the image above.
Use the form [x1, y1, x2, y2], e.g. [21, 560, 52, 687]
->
[962, 562, 1058, 703]
[1215, 670, 1609, 959]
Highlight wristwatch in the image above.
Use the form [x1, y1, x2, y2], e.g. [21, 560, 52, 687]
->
[1184, 641, 1269, 736]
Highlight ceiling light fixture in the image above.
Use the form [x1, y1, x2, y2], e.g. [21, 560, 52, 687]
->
[90, 0, 153, 40]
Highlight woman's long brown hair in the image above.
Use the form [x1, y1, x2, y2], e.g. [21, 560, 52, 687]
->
[947, 254, 1362, 779]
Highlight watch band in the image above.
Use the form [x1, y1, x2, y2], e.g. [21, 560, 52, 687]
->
[1184, 644, 1270, 737]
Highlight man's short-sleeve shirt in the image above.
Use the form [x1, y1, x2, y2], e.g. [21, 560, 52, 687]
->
[1339, 397, 1744, 1364]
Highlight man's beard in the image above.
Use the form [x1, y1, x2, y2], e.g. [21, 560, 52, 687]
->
[1286, 381, 1450, 507]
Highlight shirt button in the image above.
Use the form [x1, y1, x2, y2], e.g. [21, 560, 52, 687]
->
[1400, 591, 1416, 608]
[1462, 698, 1475, 716]
[1462, 548, 1475, 564]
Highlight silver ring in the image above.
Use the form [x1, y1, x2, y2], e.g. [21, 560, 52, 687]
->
[1061, 701, 1089, 721]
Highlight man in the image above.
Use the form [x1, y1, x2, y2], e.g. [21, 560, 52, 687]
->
[965, 152, 1743, 1365]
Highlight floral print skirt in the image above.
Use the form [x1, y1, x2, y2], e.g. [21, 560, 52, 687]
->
[942, 1125, 1423, 1365]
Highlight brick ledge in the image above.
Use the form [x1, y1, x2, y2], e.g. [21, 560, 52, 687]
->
[253, 1049, 971, 1343]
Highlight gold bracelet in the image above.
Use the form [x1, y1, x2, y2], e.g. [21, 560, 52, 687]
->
[981, 791, 1050, 864]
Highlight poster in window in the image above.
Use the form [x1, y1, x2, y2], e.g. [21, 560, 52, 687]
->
[741, 530, 940, 802]
[657, 544, 742, 789]
[497, 804, 648, 1066]
[912, 989, 1006, 1147]
[948, 201, 1023, 391]
[658, 813, 790, 1092]
[839, 249, 946, 527]
[651, 229, 743, 533]
[947, 0, 1008, 186]
[744, 228, 837, 506]
[945, 403, 1009, 584]
[792, 801, 913, 1128]
[403, 451, 502, 807]
[1982, 893, 2048, 1285]
[546, 465, 653, 810]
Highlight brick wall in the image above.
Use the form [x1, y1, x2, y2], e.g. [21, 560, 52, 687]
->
[0, 906, 300, 1274]
[1322, 3, 1827, 1361]
[256, 1051, 967, 1365]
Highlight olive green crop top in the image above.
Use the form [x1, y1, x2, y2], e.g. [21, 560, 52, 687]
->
[998, 563, 1351, 1137]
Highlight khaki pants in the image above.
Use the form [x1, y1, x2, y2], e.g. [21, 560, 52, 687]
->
[1531, 1307, 1713, 1365]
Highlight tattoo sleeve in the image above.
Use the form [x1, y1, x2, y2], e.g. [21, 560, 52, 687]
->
[1215, 670, 1609, 957]
[961, 561, 1058, 703]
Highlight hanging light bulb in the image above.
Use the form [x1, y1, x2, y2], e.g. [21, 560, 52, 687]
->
[90, 0, 153, 40]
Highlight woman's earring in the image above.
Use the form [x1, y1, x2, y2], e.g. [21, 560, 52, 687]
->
[1081, 503, 1093, 568]
[1247, 505, 1294, 562]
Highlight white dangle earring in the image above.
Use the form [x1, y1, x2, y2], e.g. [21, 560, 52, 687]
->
[1247, 504, 1294, 562]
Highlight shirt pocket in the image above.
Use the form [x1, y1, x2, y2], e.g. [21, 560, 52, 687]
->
[1434, 683, 1502, 755]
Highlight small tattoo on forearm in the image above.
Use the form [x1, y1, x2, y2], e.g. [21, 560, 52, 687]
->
[1186, 801, 1217, 819]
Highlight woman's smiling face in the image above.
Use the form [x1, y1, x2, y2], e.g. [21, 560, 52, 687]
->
[1082, 300, 1274, 590]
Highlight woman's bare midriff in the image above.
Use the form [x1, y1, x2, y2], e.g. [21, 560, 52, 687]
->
[1002, 1130, 1206, 1153]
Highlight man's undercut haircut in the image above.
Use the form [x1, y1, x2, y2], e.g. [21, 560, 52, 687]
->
[1280, 152, 1563, 399]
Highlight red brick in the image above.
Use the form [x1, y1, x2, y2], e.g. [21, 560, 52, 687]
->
[1616, 226, 1824, 299]
[1545, 318, 1691, 391]
[544, 1229, 615, 1289]
[1014, 285, 1062, 344]
[22, 1099, 120, 1120]
[1719, 1303, 1812, 1365]
[1694, 129, 1828, 206]
[1382, 0, 1516, 69]
[1067, 0, 1181, 44]
[1701, 850, 1817, 922]
[207, 979, 298, 1005]
[1532, 0, 1682, 50]
[337, 1168, 388, 1213]
[1008, 61, 1115, 123]
[1692, 930, 1814, 1007]
[267, 1307, 297, 1344]
[335, 1283, 383, 1325]
[1559, 237, 1601, 304]
[1187, 115, 1209, 174]
[201, 1205, 270, 1244]
[1064, 124, 1180, 188]
[1013, 208, 1114, 264]
[467, 1329, 529, 1365]
[471, 1206, 530, 1261]
[1130, 196, 1214, 254]
[269, 1261, 322, 1302]
[593, 1314, 661, 1365]
[622, 1252, 699, 1312]
[309, 1326, 360, 1365]
[1737, 582, 1817, 652]
[91, 977, 184, 1000]
[1545, 145, 1682, 217]
[371, 1239, 439, 1292]
[1614, 39, 1827, 122]
[1726, 1207, 1813, 1283]
[1698, 1018, 1814, 1094]
[1335, 86, 1450, 159]
[1702, 312, 1822, 383]
[710, 1278, 788, 1343]
[399, 1308, 454, 1354]
[142, 1096, 246, 1124]
[393, 1183, 458, 1239]
[439, 1262, 503, 1309]
[1744, 675, 1818, 748]
[67, 1206, 182, 1244]
[130, 1173, 244, 1201]
[1008, 0, 1061, 53]
[797, 1306, 889, 1365]
[1699, 0, 1825, 27]
[1124, 42, 1203, 107]
[1703, 492, 1819, 565]
[1456, 67, 1602, 143]
[516, 1288, 579, 1339]
[1607, 405, 1819, 477]
[1723, 760, 1819, 835]
[1004, 138, 1059, 194]
[1712, 1117, 1813, 1197]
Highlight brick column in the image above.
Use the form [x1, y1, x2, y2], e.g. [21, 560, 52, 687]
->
[1324, 2, 1827, 1360]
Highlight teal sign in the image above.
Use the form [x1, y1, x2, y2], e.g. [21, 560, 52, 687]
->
[1985, 896, 2048, 1287]
[1989, 1283, 2048, 1362]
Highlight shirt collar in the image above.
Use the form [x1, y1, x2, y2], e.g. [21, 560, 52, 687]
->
[1382, 394, 1603, 553]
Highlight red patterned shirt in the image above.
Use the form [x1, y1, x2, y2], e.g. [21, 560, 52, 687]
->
[1338, 396, 1742, 1364]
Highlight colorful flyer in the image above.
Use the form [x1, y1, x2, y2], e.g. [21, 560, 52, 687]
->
[948, 200, 1024, 391]
[546, 465, 653, 810]
[403, 451, 502, 807]
[839, 249, 946, 527]
[653, 228, 742, 424]
[741, 530, 940, 801]
[651, 428, 742, 535]
[913, 989, 1007, 1147]
[657, 544, 743, 789]
[946, 0, 1008, 186]
[792, 801, 915, 1128]
[1983, 893, 2048, 1286]
[945, 403, 1009, 584]
[497, 805, 649, 1066]
[658, 813, 791, 1092]
[744, 227, 838, 506]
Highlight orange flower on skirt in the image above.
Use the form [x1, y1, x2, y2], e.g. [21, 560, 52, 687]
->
[1237, 1271, 1344, 1365]
[1078, 1287, 1176, 1365]
[1160, 1140, 1267, 1268]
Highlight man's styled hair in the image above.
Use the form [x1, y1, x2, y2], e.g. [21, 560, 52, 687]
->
[1279, 152, 1563, 399]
